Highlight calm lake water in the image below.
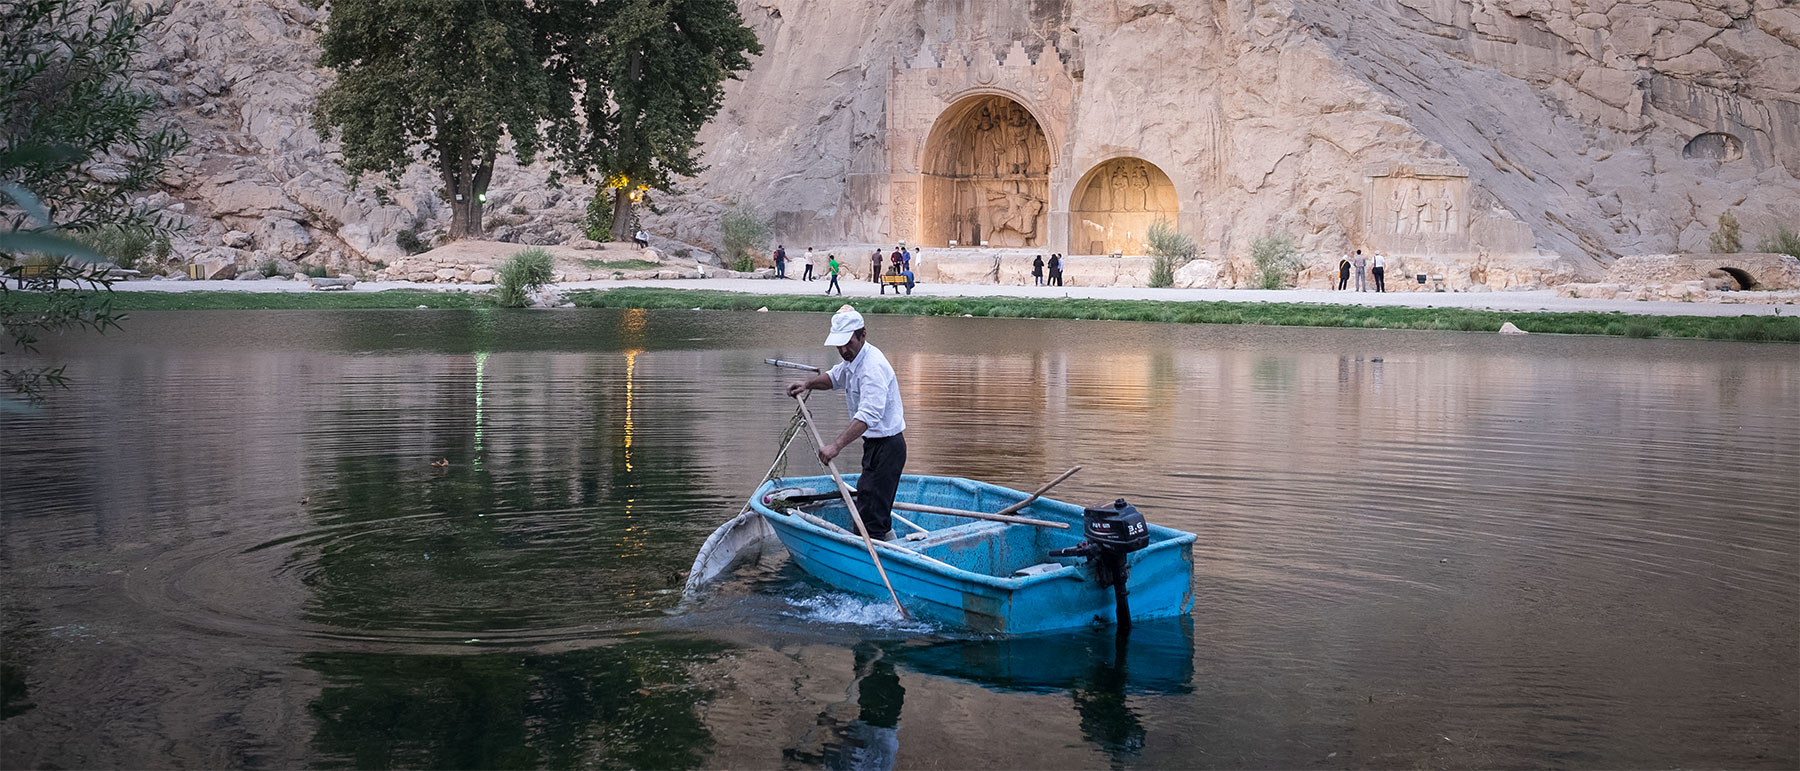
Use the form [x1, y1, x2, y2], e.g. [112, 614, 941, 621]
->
[2, 309, 1795, 769]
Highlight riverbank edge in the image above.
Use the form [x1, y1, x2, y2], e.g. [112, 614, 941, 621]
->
[8, 287, 1796, 341]
[569, 288, 1800, 343]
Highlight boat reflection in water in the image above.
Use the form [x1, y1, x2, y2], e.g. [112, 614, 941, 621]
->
[789, 618, 1195, 770]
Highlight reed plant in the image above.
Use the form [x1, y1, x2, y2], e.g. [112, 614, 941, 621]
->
[495, 248, 554, 307]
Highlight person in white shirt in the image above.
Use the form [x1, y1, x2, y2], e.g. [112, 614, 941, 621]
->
[786, 306, 907, 540]
[1372, 251, 1387, 292]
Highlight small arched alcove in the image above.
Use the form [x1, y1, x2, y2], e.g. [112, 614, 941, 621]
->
[919, 94, 1053, 248]
[1067, 158, 1180, 255]
[1683, 132, 1744, 162]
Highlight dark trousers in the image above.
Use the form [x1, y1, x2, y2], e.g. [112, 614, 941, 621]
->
[855, 433, 906, 538]
[1051, 271, 1062, 286]
[803, 264, 814, 280]
[776, 260, 785, 278]
[1338, 269, 1349, 290]
[826, 274, 840, 294]
[1373, 266, 1385, 292]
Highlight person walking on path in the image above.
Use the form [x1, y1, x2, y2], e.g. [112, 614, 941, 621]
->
[1352, 250, 1369, 292]
[774, 244, 787, 279]
[825, 254, 843, 295]
[802, 247, 817, 281]
[1372, 251, 1386, 293]
[786, 306, 907, 541]
[1031, 254, 1044, 286]
[1337, 254, 1351, 290]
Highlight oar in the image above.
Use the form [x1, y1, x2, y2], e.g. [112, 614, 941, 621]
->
[766, 358, 820, 373]
[994, 466, 1082, 517]
[794, 394, 909, 619]
[892, 501, 1069, 529]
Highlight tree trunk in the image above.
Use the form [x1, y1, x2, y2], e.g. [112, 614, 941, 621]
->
[611, 50, 644, 242]
[444, 148, 496, 241]
[610, 187, 632, 243]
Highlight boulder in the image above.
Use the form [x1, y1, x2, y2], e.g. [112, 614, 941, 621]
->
[235, 271, 266, 281]
[470, 268, 495, 283]
[1173, 258, 1227, 289]
[309, 276, 356, 290]
[222, 230, 254, 248]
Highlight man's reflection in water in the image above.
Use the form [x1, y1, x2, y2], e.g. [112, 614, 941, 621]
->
[1071, 628, 1146, 761]
[805, 642, 903, 771]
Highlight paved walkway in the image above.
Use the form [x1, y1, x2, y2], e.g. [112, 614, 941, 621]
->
[103, 276, 1792, 317]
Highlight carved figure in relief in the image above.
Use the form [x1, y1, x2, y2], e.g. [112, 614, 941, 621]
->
[1409, 181, 1428, 235]
[1110, 165, 1129, 213]
[987, 183, 1042, 240]
[1127, 163, 1150, 212]
[1418, 182, 1436, 233]
[1005, 104, 1033, 174]
[974, 106, 1004, 177]
[1436, 185, 1456, 234]
[1387, 183, 1407, 234]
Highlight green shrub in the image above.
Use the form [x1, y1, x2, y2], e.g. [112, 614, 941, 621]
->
[257, 259, 279, 277]
[583, 185, 613, 243]
[730, 254, 755, 273]
[74, 225, 155, 270]
[1756, 226, 1800, 259]
[395, 227, 430, 255]
[495, 247, 554, 307]
[1708, 212, 1741, 253]
[719, 199, 771, 269]
[1250, 232, 1300, 290]
[303, 264, 327, 278]
[1146, 217, 1197, 288]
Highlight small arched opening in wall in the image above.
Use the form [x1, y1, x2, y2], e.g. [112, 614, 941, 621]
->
[1718, 266, 1759, 289]
[918, 94, 1053, 248]
[1683, 132, 1744, 162]
[1067, 157, 1180, 256]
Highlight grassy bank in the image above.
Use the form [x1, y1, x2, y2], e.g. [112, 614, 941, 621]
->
[569, 288, 1800, 343]
[6, 289, 494, 310]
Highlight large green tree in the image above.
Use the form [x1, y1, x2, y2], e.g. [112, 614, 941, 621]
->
[2, 0, 186, 403]
[568, 0, 761, 239]
[313, 0, 575, 240]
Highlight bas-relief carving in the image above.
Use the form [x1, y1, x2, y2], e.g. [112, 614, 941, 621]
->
[1069, 158, 1179, 255]
[888, 42, 1076, 245]
[891, 182, 918, 242]
[1366, 164, 1471, 252]
[921, 94, 1052, 247]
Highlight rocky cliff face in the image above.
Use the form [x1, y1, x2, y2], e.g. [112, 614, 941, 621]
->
[128, 0, 1797, 283]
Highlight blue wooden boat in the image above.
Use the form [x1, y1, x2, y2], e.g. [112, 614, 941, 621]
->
[751, 474, 1196, 634]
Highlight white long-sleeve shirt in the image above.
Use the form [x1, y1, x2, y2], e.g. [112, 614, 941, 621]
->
[827, 342, 906, 438]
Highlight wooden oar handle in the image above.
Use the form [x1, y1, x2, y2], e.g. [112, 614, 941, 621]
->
[793, 394, 909, 619]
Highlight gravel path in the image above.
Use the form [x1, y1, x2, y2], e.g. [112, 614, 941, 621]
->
[103, 276, 1792, 317]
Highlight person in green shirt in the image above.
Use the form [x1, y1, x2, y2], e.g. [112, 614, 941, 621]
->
[825, 254, 842, 295]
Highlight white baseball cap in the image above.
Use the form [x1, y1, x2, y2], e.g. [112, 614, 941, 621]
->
[823, 305, 864, 346]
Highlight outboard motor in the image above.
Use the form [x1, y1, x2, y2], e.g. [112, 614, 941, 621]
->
[1049, 498, 1151, 627]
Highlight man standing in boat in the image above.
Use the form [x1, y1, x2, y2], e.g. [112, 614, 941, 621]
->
[786, 306, 906, 541]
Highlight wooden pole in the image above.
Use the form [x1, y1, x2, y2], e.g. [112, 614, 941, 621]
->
[994, 466, 1082, 517]
[794, 395, 908, 619]
[892, 501, 1070, 529]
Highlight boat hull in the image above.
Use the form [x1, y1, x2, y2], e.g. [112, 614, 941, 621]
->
[755, 474, 1195, 634]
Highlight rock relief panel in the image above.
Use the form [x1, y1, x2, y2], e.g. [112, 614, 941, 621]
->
[1069, 158, 1179, 255]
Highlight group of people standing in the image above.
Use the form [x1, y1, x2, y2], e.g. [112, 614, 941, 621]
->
[1335, 249, 1388, 292]
[770, 244, 916, 296]
[1030, 253, 1064, 286]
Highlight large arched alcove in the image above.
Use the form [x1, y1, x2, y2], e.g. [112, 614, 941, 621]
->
[1068, 158, 1179, 255]
[920, 94, 1052, 248]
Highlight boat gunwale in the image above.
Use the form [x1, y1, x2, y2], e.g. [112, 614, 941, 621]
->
[751, 474, 1197, 593]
